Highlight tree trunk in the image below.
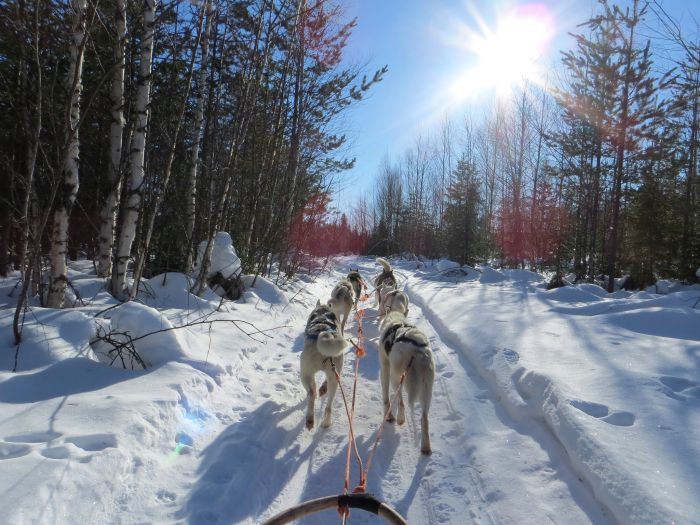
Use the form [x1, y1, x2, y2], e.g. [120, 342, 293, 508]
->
[184, 0, 213, 272]
[96, 0, 127, 278]
[47, 0, 88, 308]
[111, 0, 157, 300]
[129, 2, 207, 298]
[193, 0, 272, 295]
[681, 70, 699, 280]
[13, 0, 42, 344]
[606, 6, 636, 293]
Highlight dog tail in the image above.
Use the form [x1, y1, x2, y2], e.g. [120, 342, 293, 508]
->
[376, 257, 392, 272]
[404, 343, 435, 408]
[317, 331, 347, 358]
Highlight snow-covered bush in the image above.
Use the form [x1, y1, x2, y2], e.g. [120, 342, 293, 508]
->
[193, 232, 241, 280]
[193, 232, 244, 299]
[93, 302, 187, 368]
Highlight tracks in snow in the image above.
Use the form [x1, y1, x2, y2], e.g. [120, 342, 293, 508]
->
[180, 262, 609, 524]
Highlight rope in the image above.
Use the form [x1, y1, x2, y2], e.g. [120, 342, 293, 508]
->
[334, 276, 414, 520]
[335, 291, 369, 520]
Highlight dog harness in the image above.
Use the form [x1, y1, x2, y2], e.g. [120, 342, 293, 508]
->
[306, 310, 340, 341]
[382, 323, 428, 354]
[374, 270, 396, 288]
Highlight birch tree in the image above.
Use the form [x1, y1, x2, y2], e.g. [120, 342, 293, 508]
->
[129, 1, 207, 298]
[96, 0, 127, 278]
[111, 0, 157, 300]
[46, 0, 88, 308]
[184, 0, 213, 272]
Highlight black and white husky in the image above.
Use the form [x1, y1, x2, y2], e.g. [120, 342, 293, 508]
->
[300, 300, 348, 430]
[374, 258, 397, 306]
[378, 311, 435, 454]
[329, 279, 356, 334]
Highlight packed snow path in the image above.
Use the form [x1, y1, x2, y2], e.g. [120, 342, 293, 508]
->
[180, 259, 609, 524]
[2, 256, 698, 524]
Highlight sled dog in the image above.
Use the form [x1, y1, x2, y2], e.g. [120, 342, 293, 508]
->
[379, 286, 409, 319]
[374, 258, 397, 306]
[300, 300, 348, 430]
[378, 311, 435, 454]
[346, 269, 366, 306]
[329, 279, 356, 334]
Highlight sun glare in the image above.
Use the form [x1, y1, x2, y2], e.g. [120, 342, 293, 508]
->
[447, 3, 555, 102]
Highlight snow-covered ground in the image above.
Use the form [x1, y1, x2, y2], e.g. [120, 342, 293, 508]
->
[0, 256, 698, 524]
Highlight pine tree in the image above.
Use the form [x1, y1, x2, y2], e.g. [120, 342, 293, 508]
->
[443, 157, 482, 265]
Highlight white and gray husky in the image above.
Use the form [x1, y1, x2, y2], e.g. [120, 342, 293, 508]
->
[300, 300, 348, 430]
[374, 258, 397, 306]
[378, 311, 435, 454]
[329, 279, 356, 334]
[378, 284, 409, 320]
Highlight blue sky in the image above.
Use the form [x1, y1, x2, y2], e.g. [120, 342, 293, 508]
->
[334, 0, 698, 206]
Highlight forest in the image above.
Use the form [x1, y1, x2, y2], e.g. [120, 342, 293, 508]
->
[0, 0, 698, 323]
[363, 1, 700, 293]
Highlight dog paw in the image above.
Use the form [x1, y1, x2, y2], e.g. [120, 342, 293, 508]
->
[397, 414, 406, 426]
[305, 418, 314, 430]
[319, 380, 328, 397]
[421, 446, 432, 455]
[386, 414, 395, 423]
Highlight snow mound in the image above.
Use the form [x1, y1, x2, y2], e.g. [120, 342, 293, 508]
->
[577, 283, 608, 297]
[143, 272, 220, 311]
[461, 265, 481, 281]
[544, 286, 602, 303]
[603, 307, 700, 340]
[501, 268, 545, 282]
[436, 259, 461, 273]
[2, 309, 97, 371]
[96, 302, 187, 367]
[479, 266, 507, 283]
[241, 275, 287, 305]
[646, 280, 671, 294]
[193, 232, 241, 280]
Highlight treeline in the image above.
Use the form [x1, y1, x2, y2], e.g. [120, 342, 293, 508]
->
[362, 0, 699, 290]
[0, 0, 384, 328]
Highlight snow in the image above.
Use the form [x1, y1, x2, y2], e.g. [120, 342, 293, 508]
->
[478, 265, 508, 284]
[0, 256, 699, 524]
[435, 259, 461, 273]
[193, 232, 242, 280]
[93, 301, 189, 367]
[241, 274, 287, 305]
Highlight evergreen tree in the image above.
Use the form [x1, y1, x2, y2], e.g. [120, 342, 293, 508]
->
[443, 157, 482, 265]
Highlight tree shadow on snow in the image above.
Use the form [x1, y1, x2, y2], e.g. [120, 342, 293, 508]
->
[0, 358, 140, 403]
[177, 398, 329, 524]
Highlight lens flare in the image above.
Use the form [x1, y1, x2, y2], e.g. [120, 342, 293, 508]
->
[446, 3, 555, 102]
[169, 398, 212, 460]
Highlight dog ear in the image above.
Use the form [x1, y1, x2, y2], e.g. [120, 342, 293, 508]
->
[316, 299, 320, 307]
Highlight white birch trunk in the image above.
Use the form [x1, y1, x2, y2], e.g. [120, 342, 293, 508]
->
[97, 0, 127, 278]
[184, 0, 212, 272]
[46, 0, 87, 308]
[111, 0, 156, 300]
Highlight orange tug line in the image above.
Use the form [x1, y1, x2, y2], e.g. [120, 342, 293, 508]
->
[334, 288, 410, 523]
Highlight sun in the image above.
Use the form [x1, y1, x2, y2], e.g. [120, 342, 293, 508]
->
[447, 4, 555, 101]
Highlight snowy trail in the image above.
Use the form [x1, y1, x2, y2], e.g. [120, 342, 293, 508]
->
[2, 258, 698, 524]
[185, 259, 610, 524]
